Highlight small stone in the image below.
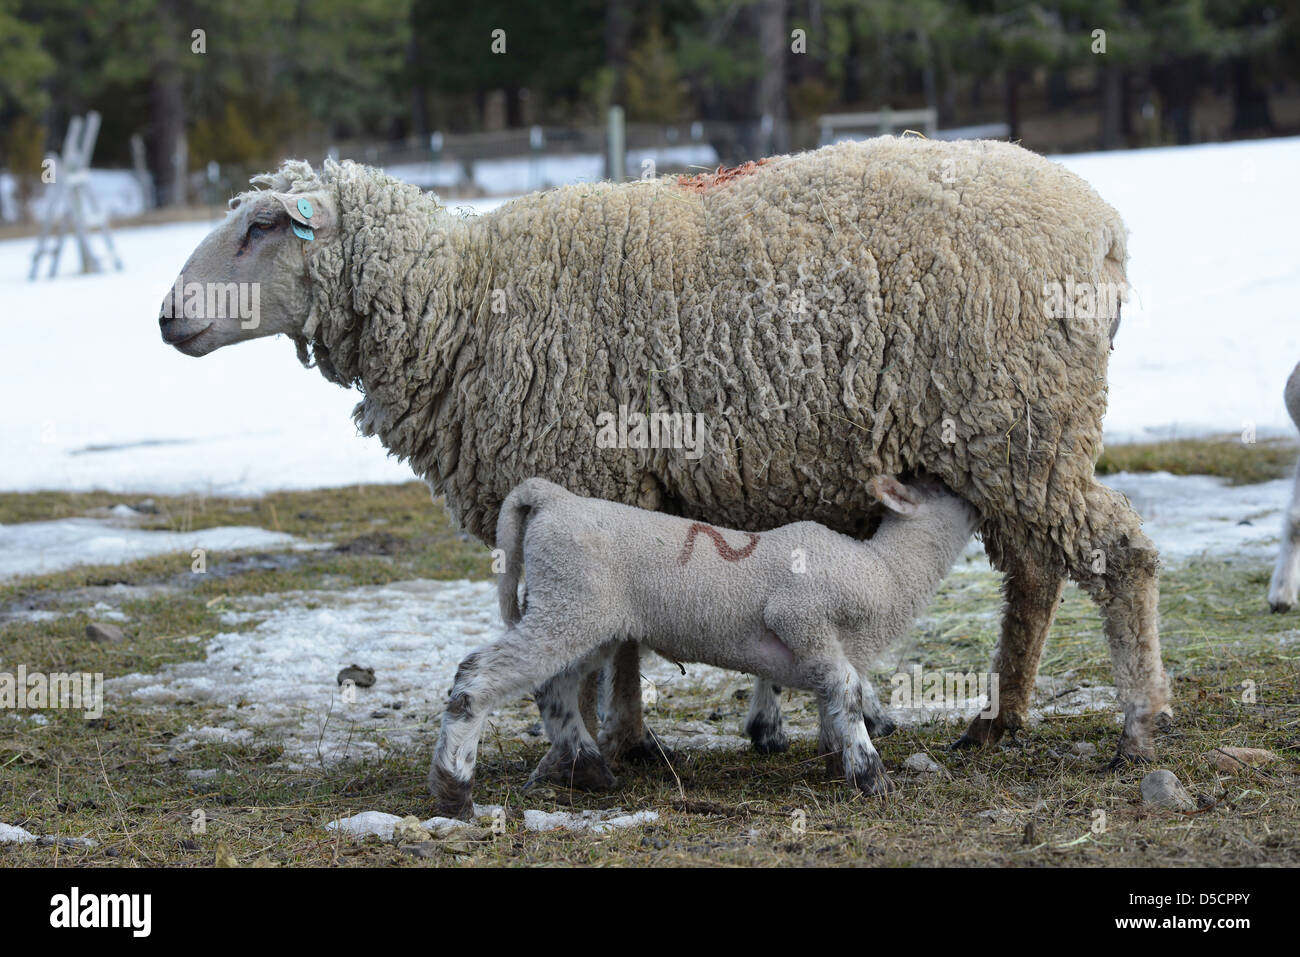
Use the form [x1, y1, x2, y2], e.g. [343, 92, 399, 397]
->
[1070, 741, 1097, 757]
[86, 623, 126, 644]
[903, 752, 941, 773]
[1140, 769, 1195, 811]
[401, 841, 437, 859]
[214, 841, 240, 867]
[1206, 747, 1278, 775]
[337, 664, 375, 688]
[392, 815, 431, 844]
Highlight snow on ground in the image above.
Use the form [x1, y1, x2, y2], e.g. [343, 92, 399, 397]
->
[0, 137, 1296, 496]
[0, 516, 309, 580]
[1054, 139, 1300, 442]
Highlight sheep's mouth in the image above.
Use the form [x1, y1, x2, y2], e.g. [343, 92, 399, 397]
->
[161, 322, 214, 348]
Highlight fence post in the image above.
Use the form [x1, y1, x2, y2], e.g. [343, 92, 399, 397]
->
[607, 105, 625, 183]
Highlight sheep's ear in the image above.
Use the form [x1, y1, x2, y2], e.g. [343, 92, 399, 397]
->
[870, 475, 921, 516]
[270, 191, 335, 238]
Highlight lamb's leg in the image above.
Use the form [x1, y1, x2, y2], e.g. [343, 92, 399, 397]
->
[813, 660, 893, 797]
[816, 686, 893, 778]
[429, 622, 607, 819]
[954, 543, 1064, 749]
[528, 653, 617, 792]
[744, 678, 789, 753]
[597, 640, 675, 766]
[1268, 456, 1300, 612]
[1074, 482, 1170, 763]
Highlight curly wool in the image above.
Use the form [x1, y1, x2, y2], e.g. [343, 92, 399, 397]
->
[256, 138, 1133, 584]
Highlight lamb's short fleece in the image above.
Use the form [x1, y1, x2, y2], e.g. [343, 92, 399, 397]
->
[429, 475, 979, 818]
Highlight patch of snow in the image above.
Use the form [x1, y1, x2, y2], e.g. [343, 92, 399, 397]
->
[1104, 471, 1290, 562]
[0, 517, 303, 580]
[0, 823, 37, 843]
[523, 808, 659, 834]
[325, 811, 403, 841]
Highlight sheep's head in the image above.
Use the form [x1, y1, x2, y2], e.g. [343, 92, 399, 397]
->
[158, 165, 337, 357]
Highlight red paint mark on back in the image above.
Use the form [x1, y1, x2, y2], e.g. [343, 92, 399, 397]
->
[677, 522, 761, 566]
[676, 158, 770, 194]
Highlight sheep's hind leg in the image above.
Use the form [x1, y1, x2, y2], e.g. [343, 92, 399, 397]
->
[744, 678, 789, 754]
[429, 623, 603, 819]
[1268, 455, 1300, 612]
[815, 684, 893, 778]
[813, 661, 892, 797]
[597, 641, 676, 766]
[528, 653, 617, 792]
[953, 540, 1063, 750]
[1076, 483, 1171, 764]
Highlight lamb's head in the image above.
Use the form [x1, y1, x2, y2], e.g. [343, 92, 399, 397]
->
[158, 161, 338, 357]
[869, 473, 980, 541]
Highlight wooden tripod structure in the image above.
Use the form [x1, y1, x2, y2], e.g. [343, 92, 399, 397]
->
[28, 111, 124, 280]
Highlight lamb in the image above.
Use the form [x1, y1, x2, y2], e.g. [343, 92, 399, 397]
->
[1268, 361, 1300, 611]
[431, 474, 978, 816]
[159, 135, 1170, 793]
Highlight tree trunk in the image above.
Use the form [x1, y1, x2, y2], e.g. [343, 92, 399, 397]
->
[1099, 62, 1123, 149]
[605, 0, 632, 107]
[1004, 66, 1022, 142]
[756, 0, 788, 154]
[1230, 56, 1275, 133]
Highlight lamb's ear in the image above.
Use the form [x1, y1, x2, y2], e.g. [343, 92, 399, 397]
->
[270, 191, 335, 239]
[870, 475, 921, 516]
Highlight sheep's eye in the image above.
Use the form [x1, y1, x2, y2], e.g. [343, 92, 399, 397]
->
[248, 220, 277, 239]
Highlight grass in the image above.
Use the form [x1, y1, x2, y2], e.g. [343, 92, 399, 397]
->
[1096, 434, 1298, 486]
[1, 442, 1298, 867]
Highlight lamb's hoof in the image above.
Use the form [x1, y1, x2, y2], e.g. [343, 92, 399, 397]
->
[865, 713, 897, 739]
[1268, 594, 1294, 613]
[823, 750, 844, 780]
[1155, 709, 1175, 733]
[745, 714, 790, 755]
[527, 744, 617, 792]
[428, 769, 475, 821]
[848, 753, 894, 797]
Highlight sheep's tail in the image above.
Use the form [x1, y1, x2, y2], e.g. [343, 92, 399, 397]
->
[496, 478, 565, 625]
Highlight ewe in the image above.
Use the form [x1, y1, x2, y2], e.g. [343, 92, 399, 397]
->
[160, 136, 1169, 794]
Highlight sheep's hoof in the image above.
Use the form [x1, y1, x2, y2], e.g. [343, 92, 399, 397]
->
[952, 711, 1025, 751]
[848, 754, 894, 797]
[1155, 709, 1175, 733]
[745, 714, 790, 755]
[865, 713, 897, 739]
[609, 731, 676, 767]
[1109, 710, 1160, 768]
[428, 769, 475, 821]
[527, 743, 617, 792]
[823, 752, 844, 780]
[1269, 601, 1292, 613]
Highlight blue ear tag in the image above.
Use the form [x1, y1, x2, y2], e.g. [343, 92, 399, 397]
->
[292, 222, 315, 241]
[296, 198, 314, 219]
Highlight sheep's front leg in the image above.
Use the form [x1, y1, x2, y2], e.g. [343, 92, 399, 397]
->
[597, 641, 675, 766]
[430, 623, 601, 819]
[1269, 456, 1300, 611]
[815, 662, 894, 797]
